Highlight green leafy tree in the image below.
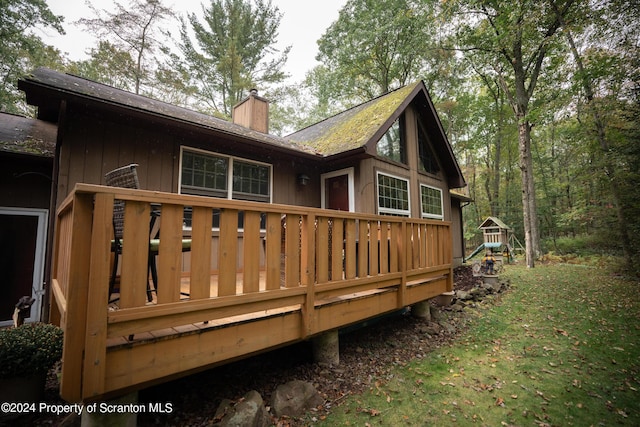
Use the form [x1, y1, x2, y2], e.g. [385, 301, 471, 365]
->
[448, 0, 586, 267]
[178, 0, 290, 118]
[314, 0, 438, 105]
[551, 0, 640, 270]
[70, 41, 137, 91]
[77, 0, 175, 94]
[0, 0, 65, 114]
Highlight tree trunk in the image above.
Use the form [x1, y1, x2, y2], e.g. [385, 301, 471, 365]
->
[517, 116, 538, 268]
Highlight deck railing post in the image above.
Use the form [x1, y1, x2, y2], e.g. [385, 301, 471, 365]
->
[82, 192, 114, 399]
[59, 191, 94, 402]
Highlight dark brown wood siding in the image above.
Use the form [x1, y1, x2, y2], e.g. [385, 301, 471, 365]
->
[0, 153, 52, 209]
[56, 104, 321, 210]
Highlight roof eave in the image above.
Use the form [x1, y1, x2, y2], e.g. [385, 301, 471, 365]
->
[19, 73, 320, 161]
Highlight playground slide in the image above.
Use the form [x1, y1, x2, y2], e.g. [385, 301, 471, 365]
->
[464, 243, 485, 262]
[464, 242, 502, 262]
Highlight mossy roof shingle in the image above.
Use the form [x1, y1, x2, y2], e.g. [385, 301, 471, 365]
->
[287, 82, 420, 156]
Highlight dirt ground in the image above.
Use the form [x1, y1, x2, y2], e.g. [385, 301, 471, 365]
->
[26, 265, 481, 426]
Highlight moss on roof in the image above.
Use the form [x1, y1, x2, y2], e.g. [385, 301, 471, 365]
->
[0, 113, 56, 157]
[288, 82, 420, 156]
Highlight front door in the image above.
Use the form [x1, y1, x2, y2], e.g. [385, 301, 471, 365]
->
[321, 168, 354, 212]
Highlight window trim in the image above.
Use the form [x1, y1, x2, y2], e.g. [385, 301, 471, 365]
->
[376, 171, 411, 217]
[420, 184, 444, 220]
[179, 146, 272, 203]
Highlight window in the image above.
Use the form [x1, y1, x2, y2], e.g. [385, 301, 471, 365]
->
[180, 148, 271, 202]
[376, 117, 406, 164]
[377, 172, 410, 216]
[420, 184, 443, 220]
[418, 122, 440, 175]
[232, 160, 270, 202]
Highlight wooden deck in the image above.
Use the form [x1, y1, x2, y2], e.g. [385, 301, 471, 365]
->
[50, 184, 453, 402]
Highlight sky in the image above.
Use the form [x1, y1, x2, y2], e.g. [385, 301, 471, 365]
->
[43, 0, 347, 82]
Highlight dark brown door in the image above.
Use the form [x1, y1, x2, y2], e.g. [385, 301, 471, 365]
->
[326, 174, 349, 211]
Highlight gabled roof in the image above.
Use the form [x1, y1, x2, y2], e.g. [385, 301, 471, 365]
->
[0, 112, 56, 158]
[287, 81, 466, 188]
[479, 217, 512, 230]
[17, 69, 465, 187]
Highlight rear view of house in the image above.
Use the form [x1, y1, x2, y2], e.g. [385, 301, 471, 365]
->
[15, 68, 468, 402]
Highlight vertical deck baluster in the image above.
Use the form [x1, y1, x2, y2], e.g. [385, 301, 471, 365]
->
[243, 210, 261, 293]
[156, 204, 184, 303]
[265, 212, 281, 290]
[284, 214, 300, 287]
[218, 208, 238, 296]
[120, 201, 151, 308]
[190, 206, 212, 299]
[345, 218, 356, 279]
[331, 218, 343, 281]
[369, 220, 379, 276]
[316, 217, 329, 283]
[358, 219, 369, 278]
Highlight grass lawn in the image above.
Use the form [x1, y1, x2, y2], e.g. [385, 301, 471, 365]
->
[319, 262, 640, 426]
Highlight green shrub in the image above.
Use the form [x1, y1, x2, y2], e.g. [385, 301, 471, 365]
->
[0, 323, 63, 378]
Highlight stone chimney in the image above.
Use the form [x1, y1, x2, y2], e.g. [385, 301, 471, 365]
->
[232, 88, 269, 133]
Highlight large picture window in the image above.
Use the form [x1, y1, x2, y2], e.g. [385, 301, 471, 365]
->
[377, 172, 410, 216]
[420, 184, 443, 220]
[180, 148, 271, 202]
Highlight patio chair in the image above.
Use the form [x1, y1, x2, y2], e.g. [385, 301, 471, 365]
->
[105, 164, 155, 303]
[106, 164, 191, 305]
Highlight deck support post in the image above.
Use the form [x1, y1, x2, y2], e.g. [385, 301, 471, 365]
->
[312, 330, 339, 366]
[411, 301, 432, 320]
[81, 391, 139, 427]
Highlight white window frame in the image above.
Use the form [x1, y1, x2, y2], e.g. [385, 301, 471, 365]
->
[376, 171, 411, 217]
[179, 146, 273, 203]
[0, 207, 48, 326]
[320, 167, 355, 212]
[420, 184, 444, 220]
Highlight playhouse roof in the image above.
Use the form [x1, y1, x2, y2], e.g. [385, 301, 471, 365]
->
[478, 217, 512, 230]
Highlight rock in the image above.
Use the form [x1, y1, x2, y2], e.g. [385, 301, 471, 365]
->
[271, 380, 324, 418]
[418, 323, 441, 336]
[451, 302, 465, 312]
[214, 390, 270, 427]
[439, 322, 457, 335]
[456, 290, 472, 301]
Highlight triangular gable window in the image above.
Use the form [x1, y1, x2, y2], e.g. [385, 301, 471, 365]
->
[418, 121, 440, 175]
[376, 117, 406, 164]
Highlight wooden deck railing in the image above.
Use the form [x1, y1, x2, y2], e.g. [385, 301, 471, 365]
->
[50, 184, 453, 402]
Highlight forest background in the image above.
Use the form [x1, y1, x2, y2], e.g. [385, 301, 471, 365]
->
[2, 0, 638, 274]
